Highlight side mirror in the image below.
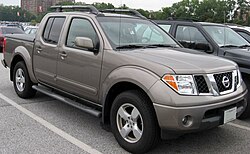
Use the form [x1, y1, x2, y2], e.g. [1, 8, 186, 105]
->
[75, 37, 94, 51]
[195, 43, 213, 53]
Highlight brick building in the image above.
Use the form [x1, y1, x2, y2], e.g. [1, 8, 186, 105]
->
[21, 0, 75, 15]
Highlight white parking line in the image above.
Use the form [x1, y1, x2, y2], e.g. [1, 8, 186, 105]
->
[0, 93, 102, 154]
[228, 122, 250, 131]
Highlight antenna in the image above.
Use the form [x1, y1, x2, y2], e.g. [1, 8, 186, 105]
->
[118, 0, 122, 49]
[224, 11, 226, 47]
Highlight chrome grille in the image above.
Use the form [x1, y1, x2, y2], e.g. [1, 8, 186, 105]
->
[194, 76, 209, 93]
[213, 72, 233, 93]
[193, 70, 237, 96]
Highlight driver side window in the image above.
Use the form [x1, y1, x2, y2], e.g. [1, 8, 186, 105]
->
[176, 25, 210, 51]
[66, 18, 98, 48]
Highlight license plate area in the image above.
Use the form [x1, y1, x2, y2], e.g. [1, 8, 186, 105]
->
[223, 107, 237, 124]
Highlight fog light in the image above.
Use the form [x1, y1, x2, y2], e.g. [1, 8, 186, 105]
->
[182, 115, 193, 127]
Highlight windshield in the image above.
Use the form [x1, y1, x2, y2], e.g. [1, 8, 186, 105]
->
[97, 17, 179, 49]
[203, 25, 249, 47]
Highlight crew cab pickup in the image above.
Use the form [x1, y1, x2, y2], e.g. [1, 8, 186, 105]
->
[155, 20, 250, 119]
[1, 6, 248, 153]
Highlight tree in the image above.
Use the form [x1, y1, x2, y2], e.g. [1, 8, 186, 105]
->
[93, 3, 114, 10]
[0, 4, 36, 22]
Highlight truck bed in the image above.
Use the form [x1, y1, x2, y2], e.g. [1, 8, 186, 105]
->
[5, 34, 35, 42]
[4, 34, 35, 67]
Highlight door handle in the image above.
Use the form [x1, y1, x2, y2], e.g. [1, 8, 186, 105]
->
[59, 52, 67, 59]
[36, 47, 42, 54]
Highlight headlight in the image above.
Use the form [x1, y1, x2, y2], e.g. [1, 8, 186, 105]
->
[237, 69, 242, 88]
[162, 74, 198, 95]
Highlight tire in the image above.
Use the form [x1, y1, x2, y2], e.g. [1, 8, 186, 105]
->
[238, 74, 250, 119]
[13, 61, 36, 98]
[110, 90, 160, 153]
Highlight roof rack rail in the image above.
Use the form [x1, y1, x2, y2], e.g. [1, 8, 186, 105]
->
[166, 17, 198, 22]
[51, 5, 99, 14]
[100, 9, 147, 19]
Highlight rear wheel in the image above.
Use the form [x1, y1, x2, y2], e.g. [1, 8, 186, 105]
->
[110, 90, 160, 153]
[13, 61, 36, 98]
[238, 74, 250, 119]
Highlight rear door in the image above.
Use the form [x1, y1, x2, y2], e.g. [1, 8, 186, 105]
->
[33, 16, 66, 86]
[56, 16, 103, 103]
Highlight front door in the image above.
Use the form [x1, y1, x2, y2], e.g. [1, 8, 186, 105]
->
[56, 17, 103, 103]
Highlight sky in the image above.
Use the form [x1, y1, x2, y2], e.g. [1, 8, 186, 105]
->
[0, 0, 181, 11]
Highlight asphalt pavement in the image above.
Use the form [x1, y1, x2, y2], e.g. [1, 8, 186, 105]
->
[0, 53, 250, 154]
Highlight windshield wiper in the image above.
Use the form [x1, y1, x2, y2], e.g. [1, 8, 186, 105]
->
[238, 44, 250, 48]
[145, 44, 178, 48]
[116, 44, 145, 49]
[220, 45, 239, 48]
[116, 44, 178, 50]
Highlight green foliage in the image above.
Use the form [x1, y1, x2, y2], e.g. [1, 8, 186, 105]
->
[56, 1, 75, 6]
[161, 0, 249, 25]
[93, 3, 114, 10]
[0, 4, 36, 22]
[30, 20, 37, 26]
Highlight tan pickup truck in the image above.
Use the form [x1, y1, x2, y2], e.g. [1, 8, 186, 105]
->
[1, 6, 248, 153]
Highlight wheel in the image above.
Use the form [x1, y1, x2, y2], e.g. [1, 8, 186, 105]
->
[238, 74, 250, 119]
[13, 61, 36, 98]
[110, 90, 160, 153]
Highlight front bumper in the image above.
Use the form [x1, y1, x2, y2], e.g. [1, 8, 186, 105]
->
[149, 80, 248, 133]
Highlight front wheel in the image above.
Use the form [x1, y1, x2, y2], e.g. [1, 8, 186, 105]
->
[13, 61, 36, 98]
[110, 90, 160, 153]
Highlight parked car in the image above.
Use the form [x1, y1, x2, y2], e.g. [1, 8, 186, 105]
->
[0, 26, 25, 52]
[6, 23, 24, 31]
[1, 6, 248, 153]
[227, 25, 250, 43]
[24, 26, 38, 34]
[155, 20, 250, 119]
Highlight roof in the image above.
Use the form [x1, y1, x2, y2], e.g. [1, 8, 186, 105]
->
[228, 25, 250, 32]
[154, 20, 226, 27]
[197, 22, 225, 26]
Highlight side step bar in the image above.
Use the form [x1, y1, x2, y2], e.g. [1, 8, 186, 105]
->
[32, 85, 102, 118]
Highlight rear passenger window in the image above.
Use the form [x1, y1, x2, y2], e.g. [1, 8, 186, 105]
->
[176, 26, 210, 51]
[43, 18, 54, 41]
[43, 17, 65, 44]
[66, 18, 98, 48]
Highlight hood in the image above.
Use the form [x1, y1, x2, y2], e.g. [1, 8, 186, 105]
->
[224, 48, 250, 61]
[223, 48, 250, 73]
[122, 47, 237, 74]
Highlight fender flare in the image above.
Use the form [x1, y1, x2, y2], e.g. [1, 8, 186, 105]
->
[10, 46, 38, 83]
[100, 66, 161, 123]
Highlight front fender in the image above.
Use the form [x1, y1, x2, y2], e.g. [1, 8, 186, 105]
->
[101, 66, 161, 105]
[11, 46, 37, 83]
